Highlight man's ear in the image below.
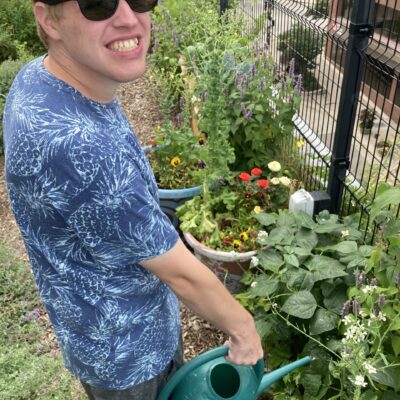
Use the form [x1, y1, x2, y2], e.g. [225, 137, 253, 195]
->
[33, 2, 62, 41]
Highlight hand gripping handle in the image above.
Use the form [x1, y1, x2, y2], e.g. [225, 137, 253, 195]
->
[157, 346, 264, 400]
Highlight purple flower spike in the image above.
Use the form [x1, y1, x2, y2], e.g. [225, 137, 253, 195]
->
[179, 96, 186, 109]
[288, 58, 295, 78]
[352, 298, 361, 317]
[294, 74, 303, 95]
[201, 88, 206, 102]
[341, 300, 351, 318]
[172, 31, 180, 46]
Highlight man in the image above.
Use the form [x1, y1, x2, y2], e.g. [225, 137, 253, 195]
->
[3, 0, 263, 398]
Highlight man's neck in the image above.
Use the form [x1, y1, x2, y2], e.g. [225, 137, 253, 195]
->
[44, 54, 118, 104]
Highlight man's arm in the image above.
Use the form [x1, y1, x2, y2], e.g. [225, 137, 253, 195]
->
[141, 239, 263, 365]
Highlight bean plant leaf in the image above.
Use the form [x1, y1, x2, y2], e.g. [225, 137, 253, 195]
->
[255, 212, 277, 227]
[326, 241, 358, 255]
[293, 211, 317, 229]
[314, 222, 344, 234]
[281, 291, 317, 319]
[249, 275, 279, 296]
[323, 286, 348, 314]
[258, 250, 283, 273]
[294, 229, 318, 251]
[264, 226, 294, 246]
[370, 186, 400, 221]
[309, 309, 338, 335]
[371, 364, 400, 391]
[300, 373, 322, 398]
[391, 336, 400, 357]
[286, 269, 314, 291]
[305, 256, 347, 282]
[284, 253, 299, 267]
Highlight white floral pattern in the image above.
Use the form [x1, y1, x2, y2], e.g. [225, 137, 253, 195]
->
[3, 57, 180, 389]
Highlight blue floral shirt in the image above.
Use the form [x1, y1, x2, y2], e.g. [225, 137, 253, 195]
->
[3, 57, 180, 389]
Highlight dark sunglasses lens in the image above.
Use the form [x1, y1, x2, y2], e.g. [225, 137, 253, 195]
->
[78, 0, 117, 21]
[128, 0, 158, 13]
[78, 0, 158, 20]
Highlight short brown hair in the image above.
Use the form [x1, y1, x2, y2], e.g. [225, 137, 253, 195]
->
[32, 1, 64, 49]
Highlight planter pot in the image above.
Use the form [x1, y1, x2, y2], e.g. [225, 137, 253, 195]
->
[159, 186, 201, 228]
[183, 232, 257, 293]
[143, 145, 202, 228]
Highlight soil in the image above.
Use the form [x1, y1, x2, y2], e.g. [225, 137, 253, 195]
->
[0, 72, 225, 363]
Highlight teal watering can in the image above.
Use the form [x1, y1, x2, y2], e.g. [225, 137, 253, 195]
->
[157, 346, 311, 400]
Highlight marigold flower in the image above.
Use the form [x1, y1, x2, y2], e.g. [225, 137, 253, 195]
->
[271, 177, 280, 185]
[239, 172, 251, 181]
[250, 168, 262, 176]
[240, 232, 249, 241]
[279, 176, 291, 187]
[268, 161, 281, 172]
[256, 179, 269, 189]
[296, 139, 305, 148]
[253, 206, 261, 214]
[171, 156, 181, 167]
[233, 240, 242, 249]
[145, 150, 151, 156]
[149, 139, 156, 148]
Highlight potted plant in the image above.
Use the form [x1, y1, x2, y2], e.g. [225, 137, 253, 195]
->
[177, 162, 299, 292]
[359, 107, 376, 135]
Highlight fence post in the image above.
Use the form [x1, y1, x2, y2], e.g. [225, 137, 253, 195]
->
[220, 0, 229, 15]
[327, 0, 375, 213]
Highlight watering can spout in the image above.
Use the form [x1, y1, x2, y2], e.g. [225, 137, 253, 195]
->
[257, 356, 312, 396]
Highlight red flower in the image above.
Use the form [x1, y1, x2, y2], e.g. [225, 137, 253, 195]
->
[145, 150, 151, 156]
[239, 172, 251, 181]
[256, 179, 269, 189]
[251, 168, 262, 176]
[244, 193, 252, 199]
[149, 139, 156, 148]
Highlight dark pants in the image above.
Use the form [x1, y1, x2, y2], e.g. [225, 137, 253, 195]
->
[81, 340, 184, 400]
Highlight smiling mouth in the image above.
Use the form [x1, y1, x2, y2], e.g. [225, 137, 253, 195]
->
[108, 38, 139, 52]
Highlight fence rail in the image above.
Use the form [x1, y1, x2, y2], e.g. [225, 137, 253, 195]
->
[232, 0, 400, 239]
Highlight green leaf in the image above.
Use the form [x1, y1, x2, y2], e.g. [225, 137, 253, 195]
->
[249, 275, 279, 296]
[255, 318, 272, 341]
[392, 335, 400, 357]
[314, 223, 344, 234]
[264, 226, 294, 246]
[254, 212, 277, 227]
[286, 269, 314, 291]
[300, 373, 322, 398]
[293, 211, 317, 229]
[370, 186, 400, 221]
[329, 241, 358, 255]
[305, 255, 347, 282]
[294, 229, 319, 251]
[323, 286, 348, 314]
[258, 250, 283, 273]
[284, 253, 299, 267]
[371, 365, 400, 391]
[281, 291, 317, 319]
[309, 309, 338, 335]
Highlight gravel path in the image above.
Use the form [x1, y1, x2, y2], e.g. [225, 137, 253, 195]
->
[0, 72, 224, 363]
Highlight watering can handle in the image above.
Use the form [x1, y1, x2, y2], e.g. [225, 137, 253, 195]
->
[157, 345, 264, 400]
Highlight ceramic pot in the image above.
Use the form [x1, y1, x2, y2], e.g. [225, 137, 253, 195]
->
[183, 232, 257, 293]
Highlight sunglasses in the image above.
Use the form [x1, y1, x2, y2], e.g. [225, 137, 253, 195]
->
[38, 0, 158, 21]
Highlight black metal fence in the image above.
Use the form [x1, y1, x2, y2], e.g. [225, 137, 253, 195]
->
[230, 0, 400, 239]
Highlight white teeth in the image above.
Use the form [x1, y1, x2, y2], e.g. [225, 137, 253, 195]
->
[109, 38, 138, 52]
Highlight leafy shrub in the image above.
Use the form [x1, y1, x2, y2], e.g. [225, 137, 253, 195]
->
[0, 51, 34, 156]
[0, 0, 44, 58]
[278, 23, 323, 73]
[0, 28, 18, 63]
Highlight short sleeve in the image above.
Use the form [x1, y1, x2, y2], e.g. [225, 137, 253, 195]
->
[40, 150, 179, 269]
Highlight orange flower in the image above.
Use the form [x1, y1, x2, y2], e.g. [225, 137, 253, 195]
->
[250, 168, 262, 176]
[149, 139, 156, 148]
[256, 179, 269, 189]
[239, 172, 251, 181]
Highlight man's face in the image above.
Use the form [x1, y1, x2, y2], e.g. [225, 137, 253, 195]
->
[45, 0, 152, 95]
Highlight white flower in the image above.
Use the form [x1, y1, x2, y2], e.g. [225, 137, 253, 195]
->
[377, 311, 386, 321]
[363, 362, 377, 375]
[353, 375, 367, 388]
[341, 350, 351, 358]
[342, 321, 367, 344]
[342, 315, 352, 326]
[251, 282, 258, 288]
[270, 177, 280, 185]
[362, 285, 374, 293]
[251, 256, 260, 267]
[258, 231, 269, 238]
[279, 176, 291, 187]
[341, 230, 350, 238]
[268, 161, 281, 172]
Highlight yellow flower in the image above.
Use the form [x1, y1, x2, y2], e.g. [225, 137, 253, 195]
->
[233, 240, 242, 249]
[268, 161, 281, 172]
[155, 125, 161, 132]
[296, 139, 305, 148]
[240, 232, 249, 241]
[341, 230, 350, 238]
[171, 156, 181, 167]
[271, 177, 280, 185]
[253, 206, 262, 214]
